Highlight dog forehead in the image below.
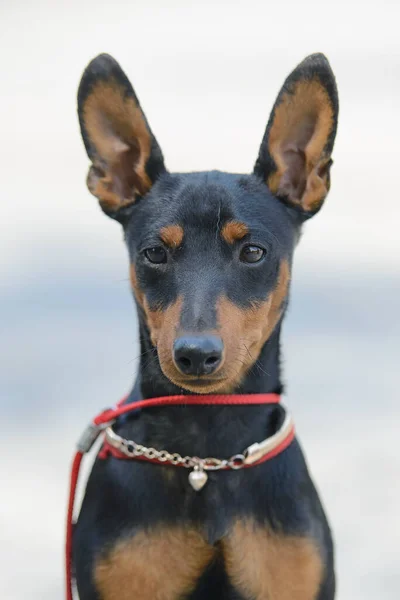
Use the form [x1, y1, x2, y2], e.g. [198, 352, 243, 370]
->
[152, 171, 242, 223]
[144, 171, 287, 228]
[127, 171, 296, 252]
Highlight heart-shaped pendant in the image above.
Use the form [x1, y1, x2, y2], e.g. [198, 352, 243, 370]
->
[188, 467, 208, 491]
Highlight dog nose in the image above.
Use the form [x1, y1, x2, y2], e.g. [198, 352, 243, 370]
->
[173, 335, 224, 376]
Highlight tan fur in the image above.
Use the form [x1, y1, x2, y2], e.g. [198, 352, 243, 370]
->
[129, 266, 227, 392]
[129, 260, 289, 394]
[130, 264, 182, 348]
[267, 79, 334, 212]
[151, 296, 183, 373]
[129, 264, 145, 307]
[221, 221, 249, 244]
[160, 259, 289, 393]
[82, 80, 152, 212]
[214, 259, 290, 390]
[160, 225, 184, 248]
[130, 263, 164, 346]
[223, 520, 323, 600]
[95, 527, 215, 600]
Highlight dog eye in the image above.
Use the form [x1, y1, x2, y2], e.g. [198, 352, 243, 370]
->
[144, 246, 167, 264]
[239, 245, 265, 264]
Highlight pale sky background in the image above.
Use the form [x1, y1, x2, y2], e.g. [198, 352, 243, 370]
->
[1, 1, 399, 599]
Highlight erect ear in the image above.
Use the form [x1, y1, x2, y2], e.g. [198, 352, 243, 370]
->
[254, 53, 339, 218]
[77, 54, 166, 219]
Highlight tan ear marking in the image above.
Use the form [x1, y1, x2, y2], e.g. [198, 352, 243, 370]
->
[267, 79, 335, 213]
[82, 79, 152, 212]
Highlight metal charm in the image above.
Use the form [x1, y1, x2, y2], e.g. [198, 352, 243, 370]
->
[188, 465, 208, 491]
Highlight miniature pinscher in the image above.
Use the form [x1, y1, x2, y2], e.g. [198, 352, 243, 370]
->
[73, 52, 339, 599]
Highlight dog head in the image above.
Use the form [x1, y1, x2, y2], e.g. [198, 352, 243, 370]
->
[77, 53, 338, 393]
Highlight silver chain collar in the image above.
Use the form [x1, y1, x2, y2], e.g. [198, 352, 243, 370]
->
[104, 407, 293, 491]
[105, 426, 247, 470]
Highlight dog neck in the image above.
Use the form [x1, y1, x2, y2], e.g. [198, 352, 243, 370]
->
[133, 319, 283, 400]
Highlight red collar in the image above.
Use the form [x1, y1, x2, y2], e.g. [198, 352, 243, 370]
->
[66, 392, 294, 600]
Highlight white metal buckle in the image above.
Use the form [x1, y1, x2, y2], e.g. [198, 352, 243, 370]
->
[77, 420, 114, 453]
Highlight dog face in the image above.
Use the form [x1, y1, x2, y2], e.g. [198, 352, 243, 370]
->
[77, 53, 338, 393]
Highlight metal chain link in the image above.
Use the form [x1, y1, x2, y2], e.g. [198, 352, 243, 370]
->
[111, 429, 246, 470]
[104, 407, 293, 476]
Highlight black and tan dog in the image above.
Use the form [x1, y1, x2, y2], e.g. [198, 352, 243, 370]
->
[73, 52, 339, 599]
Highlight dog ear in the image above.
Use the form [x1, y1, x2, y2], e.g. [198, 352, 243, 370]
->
[77, 54, 166, 219]
[254, 53, 339, 218]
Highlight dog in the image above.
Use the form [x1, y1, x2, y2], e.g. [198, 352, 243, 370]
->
[73, 52, 338, 599]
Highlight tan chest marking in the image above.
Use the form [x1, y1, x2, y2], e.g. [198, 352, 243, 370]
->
[94, 526, 215, 600]
[222, 520, 323, 600]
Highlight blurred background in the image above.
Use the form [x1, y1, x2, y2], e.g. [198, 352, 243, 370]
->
[1, 1, 399, 598]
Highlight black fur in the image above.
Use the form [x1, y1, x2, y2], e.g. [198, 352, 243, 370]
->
[73, 53, 338, 599]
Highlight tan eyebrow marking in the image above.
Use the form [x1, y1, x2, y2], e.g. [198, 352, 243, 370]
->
[160, 224, 184, 248]
[221, 221, 249, 244]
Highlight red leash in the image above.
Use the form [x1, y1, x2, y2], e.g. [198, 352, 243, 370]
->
[66, 392, 293, 600]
